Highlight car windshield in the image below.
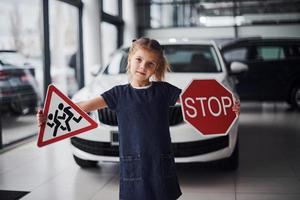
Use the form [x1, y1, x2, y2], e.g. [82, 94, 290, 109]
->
[164, 45, 221, 73]
[105, 44, 222, 74]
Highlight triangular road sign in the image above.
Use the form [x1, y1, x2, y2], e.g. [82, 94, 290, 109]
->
[37, 84, 98, 147]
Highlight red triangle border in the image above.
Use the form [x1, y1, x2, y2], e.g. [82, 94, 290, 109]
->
[37, 84, 98, 147]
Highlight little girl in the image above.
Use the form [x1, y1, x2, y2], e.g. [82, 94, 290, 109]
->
[37, 37, 240, 200]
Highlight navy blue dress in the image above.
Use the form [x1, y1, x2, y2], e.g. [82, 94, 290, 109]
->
[101, 81, 182, 200]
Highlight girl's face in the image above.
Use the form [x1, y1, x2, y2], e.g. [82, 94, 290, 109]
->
[129, 48, 159, 85]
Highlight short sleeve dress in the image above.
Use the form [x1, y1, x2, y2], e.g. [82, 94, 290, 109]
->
[101, 81, 182, 200]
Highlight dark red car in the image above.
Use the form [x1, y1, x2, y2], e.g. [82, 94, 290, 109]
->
[0, 51, 40, 116]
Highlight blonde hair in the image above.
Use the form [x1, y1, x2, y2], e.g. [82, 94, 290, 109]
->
[127, 37, 170, 81]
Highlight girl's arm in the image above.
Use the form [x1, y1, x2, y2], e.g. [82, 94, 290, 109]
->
[76, 96, 107, 113]
[37, 96, 107, 126]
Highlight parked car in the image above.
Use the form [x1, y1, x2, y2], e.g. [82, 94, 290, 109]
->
[220, 38, 300, 109]
[71, 41, 247, 170]
[0, 50, 79, 98]
[0, 57, 40, 116]
[0, 50, 36, 77]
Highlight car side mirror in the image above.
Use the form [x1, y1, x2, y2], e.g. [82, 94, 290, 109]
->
[229, 61, 248, 75]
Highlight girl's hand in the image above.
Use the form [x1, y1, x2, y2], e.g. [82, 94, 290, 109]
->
[36, 108, 47, 127]
[232, 99, 240, 116]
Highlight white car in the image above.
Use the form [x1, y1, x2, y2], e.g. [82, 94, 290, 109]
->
[71, 40, 247, 170]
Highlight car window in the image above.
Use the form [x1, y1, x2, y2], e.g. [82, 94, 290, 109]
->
[256, 46, 285, 61]
[223, 48, 247, 62]
[164, 45, 222, 73]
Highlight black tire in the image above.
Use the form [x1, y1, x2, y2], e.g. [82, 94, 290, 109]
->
[221, 138, 239, 171]
[290, 85, 300, 110]
[73, 155, 98, 168]
[10, 100, 24, 115]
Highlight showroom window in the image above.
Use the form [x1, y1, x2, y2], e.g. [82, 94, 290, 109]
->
[101, 0, 124, 67]
[49, 0, 80, 97]
[0, 0, 83, 149]
[101, 22, 118, 67]
[0, 0, 42, 148]
[103, 0, 119, 16]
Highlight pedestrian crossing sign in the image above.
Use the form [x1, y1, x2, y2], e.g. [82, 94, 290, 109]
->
[37, 84, 98, 147]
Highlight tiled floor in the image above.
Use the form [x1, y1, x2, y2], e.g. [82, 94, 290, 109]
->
[1, 115, 36, 145]
[0, 102, 300, 200]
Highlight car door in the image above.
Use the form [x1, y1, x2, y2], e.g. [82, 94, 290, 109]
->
[249, 45, 287, 101]
[223, 46, 261, 100]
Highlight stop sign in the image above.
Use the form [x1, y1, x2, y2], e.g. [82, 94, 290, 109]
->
[180, 79, 238, 136]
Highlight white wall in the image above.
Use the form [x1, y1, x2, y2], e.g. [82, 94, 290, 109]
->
[144, 24, 300, 41]
[237, 24, 300, 38]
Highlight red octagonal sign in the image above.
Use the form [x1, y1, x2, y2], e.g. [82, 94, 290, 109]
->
[180, 79, 238, 136]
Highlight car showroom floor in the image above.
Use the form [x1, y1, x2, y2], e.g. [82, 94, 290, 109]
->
[0, 102, 300, 200]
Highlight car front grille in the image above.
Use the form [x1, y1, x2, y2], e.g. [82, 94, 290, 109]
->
[172, 135, 229, 157]
[97, 105, 183, 126]
[70, 135, 229, 158]
[98, 108, 118, 126]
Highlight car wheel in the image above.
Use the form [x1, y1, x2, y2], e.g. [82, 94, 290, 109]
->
[290, 85, 300, 110]
[221, 139, 239, 171]
[10, 100, 23, 115]
[73, 155, 98, 168]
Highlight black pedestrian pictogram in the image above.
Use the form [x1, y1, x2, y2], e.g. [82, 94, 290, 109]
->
[46, 103, 82, 137]
[47, 110, 65, 137]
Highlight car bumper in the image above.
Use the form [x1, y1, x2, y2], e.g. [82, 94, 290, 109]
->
[0, 92, 38, 114]
[70, 119, 238, 163]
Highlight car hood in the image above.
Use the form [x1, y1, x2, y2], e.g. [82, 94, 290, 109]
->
[73, 72, 227, 101]
[165, 73, 226, 90]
